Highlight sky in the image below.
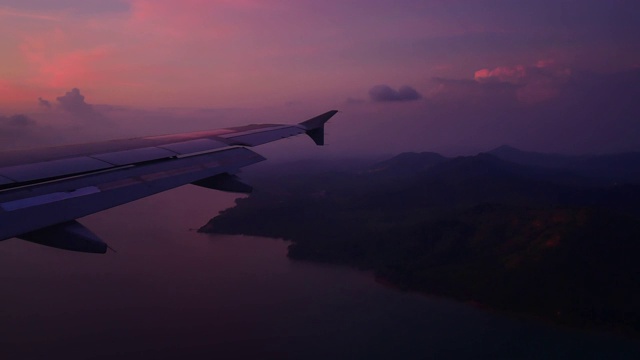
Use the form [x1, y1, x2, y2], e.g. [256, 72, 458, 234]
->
[1, 0, 639, 155]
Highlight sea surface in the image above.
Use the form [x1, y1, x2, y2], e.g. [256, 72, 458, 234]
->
[1, 186, 639, 359]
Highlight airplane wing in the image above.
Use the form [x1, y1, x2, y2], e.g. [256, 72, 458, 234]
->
[0, 110, 338, 253]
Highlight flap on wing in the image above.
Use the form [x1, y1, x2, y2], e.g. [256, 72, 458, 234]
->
[92, 147, 177, 166]
[158, 138, 229, 155]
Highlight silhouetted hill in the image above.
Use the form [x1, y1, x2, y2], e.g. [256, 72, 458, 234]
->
[200, 151, 640, 335]
[375, 204, 640, 331]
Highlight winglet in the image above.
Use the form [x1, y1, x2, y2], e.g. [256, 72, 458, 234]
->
[298, 110, 338, 146]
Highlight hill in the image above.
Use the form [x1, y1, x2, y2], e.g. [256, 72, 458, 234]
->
[200, 149, 640, 334]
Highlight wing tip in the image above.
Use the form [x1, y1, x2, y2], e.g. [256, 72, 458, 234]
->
[299, 110, 339, 130]
[299, 110, 338, 146]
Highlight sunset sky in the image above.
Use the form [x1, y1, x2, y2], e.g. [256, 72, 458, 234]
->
[1, 0, 639, 155]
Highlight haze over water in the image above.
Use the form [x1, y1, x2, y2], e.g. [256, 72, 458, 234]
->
[1, 186, 638, 359]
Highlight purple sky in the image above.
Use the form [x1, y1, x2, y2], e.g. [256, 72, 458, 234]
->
[1, 0, 639, 155]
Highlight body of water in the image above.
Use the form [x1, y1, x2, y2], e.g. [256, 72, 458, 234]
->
[1, 186, 639, 359]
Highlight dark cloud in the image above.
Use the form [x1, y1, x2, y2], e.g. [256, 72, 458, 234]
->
[38, 97, 51, 109]
[56, 88, 98, 117]
[369, 85, 422, 102]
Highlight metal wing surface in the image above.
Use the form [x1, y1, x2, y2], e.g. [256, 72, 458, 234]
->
[0, 110, 338, 253]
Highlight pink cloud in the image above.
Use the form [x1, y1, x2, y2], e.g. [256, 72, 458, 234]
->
[473, 61, 572, 104]
[38, 48, 110, 88]
[474, 65, 527, 84]
[19, 29, 110, 88]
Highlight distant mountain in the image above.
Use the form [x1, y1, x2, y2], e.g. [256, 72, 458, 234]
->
[358, 153, 590, 209]
[489, 145, 640, 184]
[488, 145, 574, 168]
[201, 150, 640, 335]
[366, 152, 448, 176]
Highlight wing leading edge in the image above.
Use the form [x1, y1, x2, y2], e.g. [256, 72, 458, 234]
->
[0, 110, 338, 253]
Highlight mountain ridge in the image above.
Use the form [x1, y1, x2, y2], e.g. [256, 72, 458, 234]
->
[200, 147, 640, 335]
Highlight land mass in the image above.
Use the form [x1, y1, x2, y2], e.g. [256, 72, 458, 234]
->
[200, 148, 640, 335]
